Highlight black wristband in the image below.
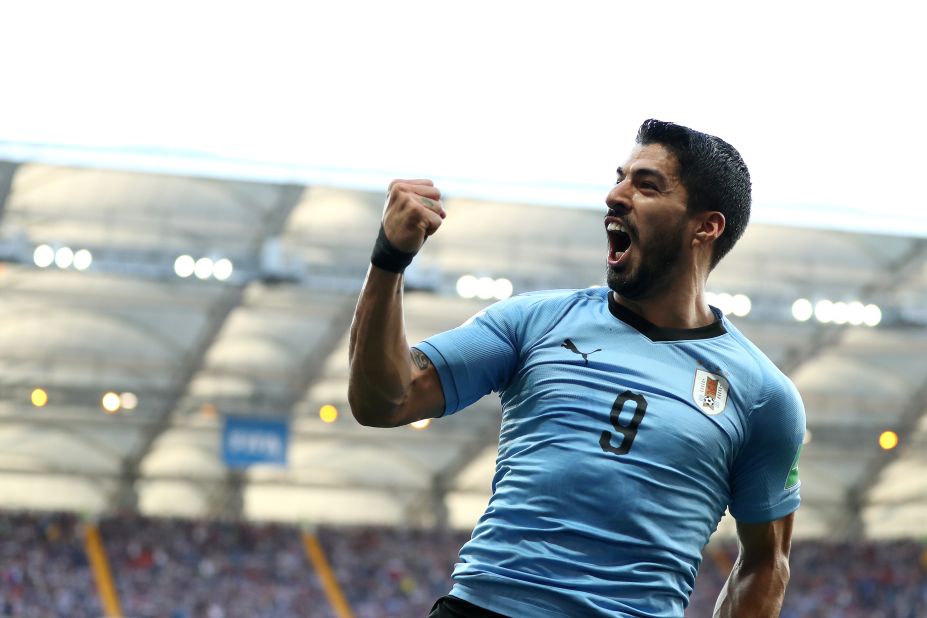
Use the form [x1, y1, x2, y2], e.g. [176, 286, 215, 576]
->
[371, 225, 418, 273]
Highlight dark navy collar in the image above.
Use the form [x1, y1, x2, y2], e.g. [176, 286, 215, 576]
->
[607, 292, 727, 342]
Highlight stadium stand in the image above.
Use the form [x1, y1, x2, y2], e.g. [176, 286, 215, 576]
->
[2, 510, 925, 617]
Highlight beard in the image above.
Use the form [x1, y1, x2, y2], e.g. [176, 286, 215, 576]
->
[606, 216, 688, 300]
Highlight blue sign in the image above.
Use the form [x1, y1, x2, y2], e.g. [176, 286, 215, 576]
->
[222, 416, 289, 468]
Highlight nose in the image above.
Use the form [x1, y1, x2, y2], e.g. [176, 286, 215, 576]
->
[605, 180, 632, 215]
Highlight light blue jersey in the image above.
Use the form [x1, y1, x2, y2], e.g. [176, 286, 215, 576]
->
[416, 287, 804, 618]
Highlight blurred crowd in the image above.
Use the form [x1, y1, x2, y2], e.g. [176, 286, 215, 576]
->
[0, 512, 100, 618]
[1, 510, 925, 617]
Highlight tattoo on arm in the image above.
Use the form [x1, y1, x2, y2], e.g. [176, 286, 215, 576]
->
[410, 348, 432, 370]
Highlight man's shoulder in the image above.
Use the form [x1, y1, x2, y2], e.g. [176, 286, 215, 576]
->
[497, 287, 606, 324]
[506, 286, 607, 310]
[722, 319, 802, 407]
[512, 286, 606, 301]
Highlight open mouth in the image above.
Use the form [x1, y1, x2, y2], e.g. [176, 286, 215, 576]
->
[605, 219, 632, 265]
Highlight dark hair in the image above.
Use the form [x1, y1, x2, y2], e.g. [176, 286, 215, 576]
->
[636, 119, 751, 269]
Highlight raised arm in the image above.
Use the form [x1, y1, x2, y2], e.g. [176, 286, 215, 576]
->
[348, 179, 447, 427]
[712, 513, 794, 617]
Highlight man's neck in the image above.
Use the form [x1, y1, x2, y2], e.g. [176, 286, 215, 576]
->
[612, 281, 716, 330]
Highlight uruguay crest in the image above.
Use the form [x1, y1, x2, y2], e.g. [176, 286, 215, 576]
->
[692, 368, 729, 416]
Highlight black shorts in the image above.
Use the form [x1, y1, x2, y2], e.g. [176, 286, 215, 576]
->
[427, 595, 509, 618]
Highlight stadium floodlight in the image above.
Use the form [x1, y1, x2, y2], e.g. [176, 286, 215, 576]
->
[847, 301, 866, 326]
[119, 392, 138, 411]
[493, 278, 514, 300]
[31, 388, 48, 408]
[715, 293, 734, 315]
[73, 249, 93, 271]
[33, 244, 55, 268]
[878, 430, 899, 450]
[101, 391, 122, 414]
[791, 298, 813, 322]
[814, 300, 834, 323]
[731, 294, 751, 317]
[174, 255, 195, 278]
[213, 258, 234, 281]
[410, 419, 431, 430]
[831, 301, 849, 325]
[54, 246, 74, 269]
[200, 402, 219, 418]
[456, 275, 478, 299]
[319, 404, 338, 423]
[863, 304, 882, 327]
[476, 276, 496, 300]
[194, 257, 214, 280]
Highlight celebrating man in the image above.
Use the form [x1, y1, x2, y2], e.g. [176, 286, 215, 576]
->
[348, 119, 805, 617]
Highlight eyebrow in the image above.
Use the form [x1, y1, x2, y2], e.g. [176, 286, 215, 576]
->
[615, 166, 670, 186]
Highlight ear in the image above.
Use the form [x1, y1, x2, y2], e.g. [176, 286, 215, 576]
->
[692, 211, 726, 248]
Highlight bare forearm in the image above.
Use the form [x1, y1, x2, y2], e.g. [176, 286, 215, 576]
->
[348, 265, 413, 426]
[713, 557, 789, 618]
[348, 179, 446, 426]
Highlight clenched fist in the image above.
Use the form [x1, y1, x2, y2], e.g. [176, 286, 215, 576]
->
[382, 179, 446, 254]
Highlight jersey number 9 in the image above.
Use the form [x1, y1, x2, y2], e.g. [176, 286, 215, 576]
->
[599, 391, 648, 456]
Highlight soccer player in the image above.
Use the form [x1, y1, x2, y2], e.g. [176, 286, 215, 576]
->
[348, 119, 805, 617]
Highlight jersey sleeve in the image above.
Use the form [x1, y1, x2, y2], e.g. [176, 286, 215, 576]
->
[728, 372, 806, 523]
[414, 296, 528, 416]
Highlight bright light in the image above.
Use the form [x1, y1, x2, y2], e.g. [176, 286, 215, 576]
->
[705, 291, 717, 306]
[101, 391, 122, 414]
[456, 275, 478, 299]
[716, 293, 734, 315]
[731, 294, 752, 317]
[847, 301, 866, 326]
[831, 301, 849, 325]
[72, 249, 93, 271]
[54, 246, 74, 269]
[194, 257, 214, 280]
[475, 276, 496, 300]
[31, 388, 48, 407]
[213, 258, 234, 281]
[33, 244, 54, 267]
[410, 418, 431, 430]
[119, 392, 138, 411]
[814, 299, 834, 323]
[174, 255, 195, 278]
[492, 278, 513, 300]
[878, 430, 899, 451]
[792, 298, 813, 322]
[803, 429, 812, 445]
[863, 304, 882, 327]
[319, 404, 338, 423]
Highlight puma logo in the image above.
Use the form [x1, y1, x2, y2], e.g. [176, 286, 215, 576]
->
[561, 339, 602, 366]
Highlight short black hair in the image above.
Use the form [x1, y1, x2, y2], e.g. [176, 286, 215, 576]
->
[636, 119, 751, 269]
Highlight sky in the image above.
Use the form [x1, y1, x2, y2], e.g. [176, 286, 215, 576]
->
[1, 1, 925, 236]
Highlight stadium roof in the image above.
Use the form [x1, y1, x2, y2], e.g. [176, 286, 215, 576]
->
[0, 161, 925, 539]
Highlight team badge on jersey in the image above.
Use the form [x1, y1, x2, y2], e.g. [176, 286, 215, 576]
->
[692, 369, 729, 415]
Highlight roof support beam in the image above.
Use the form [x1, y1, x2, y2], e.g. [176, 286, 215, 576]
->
[841, 376, 927, 538]
[112, 286, 246, 510]
[0, 162, 18, 225]
[109, 184, 306, 512]
[775, 238, 927, 540]
[206, 470, 245, 520]
[780, 238, 927, 375]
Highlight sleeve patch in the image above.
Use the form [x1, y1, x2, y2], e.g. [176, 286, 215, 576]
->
[784, 444, 802, 490]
